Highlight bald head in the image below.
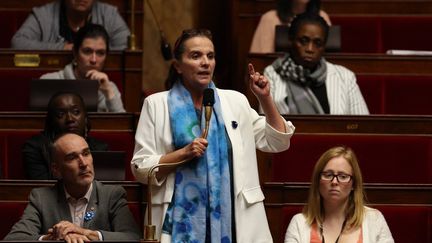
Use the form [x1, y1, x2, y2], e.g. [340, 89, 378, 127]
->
[51, 133, 94, 197]
[51, 133, 88, 163]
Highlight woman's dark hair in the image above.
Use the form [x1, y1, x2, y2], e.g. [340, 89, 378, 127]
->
[276, 0, 294, 24]
[306, 0, 321, 15]
[164, 29, 213, 89]
[44, 92, 91, 141]
[73, 23, 110, 53]
[288, 12, 329, 43]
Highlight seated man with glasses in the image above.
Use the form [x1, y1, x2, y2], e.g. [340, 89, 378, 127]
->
[284, 146, 394, 243]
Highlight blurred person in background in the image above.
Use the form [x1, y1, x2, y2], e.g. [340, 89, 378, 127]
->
[11, 0, 130, 50]
[40, 24, 125, 112]
[250, 0, 331, 53]
[262, 13, 368, 114]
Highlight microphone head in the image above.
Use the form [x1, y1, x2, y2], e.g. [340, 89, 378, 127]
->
[160, 31, 173, 60]
[203, 88, 215, 106]
[161, 40, 172, 60]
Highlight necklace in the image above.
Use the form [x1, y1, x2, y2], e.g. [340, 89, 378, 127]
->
[320, 218, 347, 243]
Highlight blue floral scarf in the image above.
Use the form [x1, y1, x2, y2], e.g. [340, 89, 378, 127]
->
[162, 81, 232, 243]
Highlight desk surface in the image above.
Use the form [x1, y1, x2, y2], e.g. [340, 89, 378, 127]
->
[248, 53, 432, 75]
[0, 112, 431, 135]
[0, 50, 143, 112]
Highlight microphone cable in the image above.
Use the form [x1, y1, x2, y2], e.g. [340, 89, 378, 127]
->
[146, 0, 173, 60]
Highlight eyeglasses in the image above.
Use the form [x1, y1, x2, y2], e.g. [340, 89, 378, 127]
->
[320, 172, 352, 183]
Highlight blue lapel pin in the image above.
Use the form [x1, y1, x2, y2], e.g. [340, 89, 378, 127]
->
[84, 207, 95, 222]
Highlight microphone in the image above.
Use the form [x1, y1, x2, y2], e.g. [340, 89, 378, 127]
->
[201, 88, 215, 139]
[160, 31, 173, 60]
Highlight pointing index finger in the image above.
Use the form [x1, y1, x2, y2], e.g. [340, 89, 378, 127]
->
[248, 63, 255, 76]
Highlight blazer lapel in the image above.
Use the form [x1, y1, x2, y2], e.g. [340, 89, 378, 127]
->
[325, 64, 343, 114]
[56, 182, 73, 222]
[218, 90, 244, 197]
[83, 181, 99, 229]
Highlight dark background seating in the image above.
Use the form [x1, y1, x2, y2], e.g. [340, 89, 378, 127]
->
[0, 11, 28, 49]
[0, 69, 123, 111]
[0, 202, 28, 239]
[332, 15, 382, 53]
[270, 134, 432, 183]
[90, 131, 135, 180]
[332, 15, 432, 53]
[3, 130, 39, 179]
[376, 205, 432, 243]
[356, 74, 432, 115]
[0, 130, 135, 180]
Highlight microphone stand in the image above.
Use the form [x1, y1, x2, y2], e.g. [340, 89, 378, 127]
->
[146, 0, 172, 60]
[143, 102, 213, 241]
[143, 161, 187, 241]
[128, 0, 136, 50]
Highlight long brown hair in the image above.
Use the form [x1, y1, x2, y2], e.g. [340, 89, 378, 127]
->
[303, 146, 365, 229]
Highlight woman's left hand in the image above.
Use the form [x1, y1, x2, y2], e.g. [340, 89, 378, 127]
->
[248, 63, 287, 132]
[248, 63, 270, 99]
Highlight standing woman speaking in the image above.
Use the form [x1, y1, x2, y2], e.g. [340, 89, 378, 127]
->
[131, 29, 295, 243]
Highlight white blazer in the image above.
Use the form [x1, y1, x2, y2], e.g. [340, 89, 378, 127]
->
[285, 207, 395, 243]
[131, 88, 295, 243]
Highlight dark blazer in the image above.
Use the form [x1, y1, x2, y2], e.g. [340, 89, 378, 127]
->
[4, 180, 141, 240]
[22, 132, 109, 179]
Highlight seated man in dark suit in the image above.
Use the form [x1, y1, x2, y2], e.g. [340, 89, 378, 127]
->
[4, 133, 141, 241]
[23, 91, 108, 180]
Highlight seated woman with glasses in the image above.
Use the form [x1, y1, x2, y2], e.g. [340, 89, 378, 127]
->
[284, 146, 394, 243]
